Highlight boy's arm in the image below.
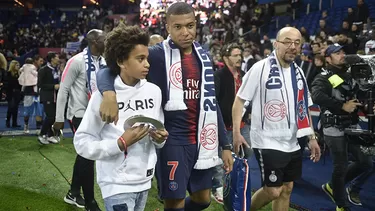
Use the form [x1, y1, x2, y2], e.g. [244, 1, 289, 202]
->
[74, 92, 124, 160]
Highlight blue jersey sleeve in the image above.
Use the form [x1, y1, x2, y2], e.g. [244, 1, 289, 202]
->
[97, 67, 116, 94]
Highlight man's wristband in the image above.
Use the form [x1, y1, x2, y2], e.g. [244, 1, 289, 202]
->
[222, 144, 233, 151]
[309, 135, 318, 141]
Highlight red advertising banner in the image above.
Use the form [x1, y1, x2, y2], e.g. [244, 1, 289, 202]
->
[38, 48, 63, 58]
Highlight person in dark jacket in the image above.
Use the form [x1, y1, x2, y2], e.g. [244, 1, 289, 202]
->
[0, 67, 5, 101]
[306, 54, 326, 89]
[4, 60, 21, 128]
[37, 52, 60, 144]
[212, 43, 252, 203]
[311, 44, 373, 210]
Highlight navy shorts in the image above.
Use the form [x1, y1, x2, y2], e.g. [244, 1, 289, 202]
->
[157, 144, 213, 199]
[253, 148, 302, 187]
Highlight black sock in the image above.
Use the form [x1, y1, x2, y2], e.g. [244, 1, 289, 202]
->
[36, 121, 42, 129]
[24, 116, 29, 125]
[184, 197, 210, 211]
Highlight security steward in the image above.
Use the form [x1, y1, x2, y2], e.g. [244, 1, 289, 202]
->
[311, 44, 373, 211]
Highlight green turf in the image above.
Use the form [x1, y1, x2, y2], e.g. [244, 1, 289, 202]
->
[0, 136, 296, 211]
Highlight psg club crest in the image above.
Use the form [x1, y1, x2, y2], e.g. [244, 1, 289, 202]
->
[297, 101, 307, 121]
[264, 100, 287, 122]
[169, 181, 178, 191]
[199, 124, 218, 150]
[269, 171, 277, 183]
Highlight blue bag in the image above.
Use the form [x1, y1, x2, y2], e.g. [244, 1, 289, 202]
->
[223, 148, 251, 211]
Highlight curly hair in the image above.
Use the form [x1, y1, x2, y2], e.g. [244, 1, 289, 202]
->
[104, 24, 150, 76]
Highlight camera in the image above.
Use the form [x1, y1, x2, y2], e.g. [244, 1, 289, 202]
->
[348, 55, 375, 90]
[345, 55, 375, 154]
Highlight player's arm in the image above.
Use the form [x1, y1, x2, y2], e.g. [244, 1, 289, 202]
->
[97, 67, 116, 94]
[149, 88, 167, 148]
[96, 67, 118, 123]
[55, 58, 79, 124]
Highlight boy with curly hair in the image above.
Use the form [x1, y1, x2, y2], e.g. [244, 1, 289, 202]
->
[74, 24, 168, 211]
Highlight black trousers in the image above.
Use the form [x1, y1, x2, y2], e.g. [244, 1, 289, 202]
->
[324, 135, 373, 207]
[69, 116, 95, 203]
[40, 101, 56, 137]
[6, 95, 21, 126]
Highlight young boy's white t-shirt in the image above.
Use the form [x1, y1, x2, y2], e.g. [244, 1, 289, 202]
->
[74, 77, 165, 199]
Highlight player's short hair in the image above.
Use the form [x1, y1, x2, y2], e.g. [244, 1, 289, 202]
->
[46, 52, 57, 63]
[166, 2, 194, 21]
[33, 54, 42, 62]
[104, 24, 149, 76]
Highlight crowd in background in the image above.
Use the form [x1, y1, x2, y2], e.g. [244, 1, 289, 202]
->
[0, 0, 374, 129]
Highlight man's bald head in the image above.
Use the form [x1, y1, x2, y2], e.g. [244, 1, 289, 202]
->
[149, 34, 164, 46]
[276, 27, 301, 41]
[86, 29, 105, 55]
[274, 27, 302, 67]
[86, 29, 104, 44]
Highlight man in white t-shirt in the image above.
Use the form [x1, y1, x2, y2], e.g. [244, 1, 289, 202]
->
[365, 31, 375, 55]
[232, 27, 321, 211]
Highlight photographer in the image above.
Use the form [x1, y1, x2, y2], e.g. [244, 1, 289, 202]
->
[311, 44, 373, 210]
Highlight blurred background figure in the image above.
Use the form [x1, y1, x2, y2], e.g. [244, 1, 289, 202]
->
[18, 57, 38, 134]
[149, 34, 164, 46]
[4, 60, 21, 128]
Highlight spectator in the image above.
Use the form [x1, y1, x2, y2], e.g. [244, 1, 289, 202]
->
[246, 25, 261, 45]
[319, 31, 328, 41]
[212, 43, 251, 204]
[149, 34, 164, 46]
[321, 10, 330, 24]
[338, 32, 357, 54]
[341, 20, 351, 34]
[307, 54, 325, 88]
[263, 48, 272, 58]
[355, 0, 369, 25]
[0, 53, 6, 99]
[311, 42, 322, 56]
[365, 34, 375, 55]
[300, 26, 310, 42]
[37, 52, 60, 144]
[261, 34, 273, 56]
[316, 19, 334, 36]
[346, 8, 355, 26]
[18, 58, 38, 134]
[4, 60, 21, 128]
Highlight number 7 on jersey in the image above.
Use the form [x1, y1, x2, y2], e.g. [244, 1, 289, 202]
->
[167, 161, 179, 181]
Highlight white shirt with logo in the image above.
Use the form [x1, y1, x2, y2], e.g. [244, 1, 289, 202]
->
[237, 59, 313, 153]
[74, 77, 164, 198]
